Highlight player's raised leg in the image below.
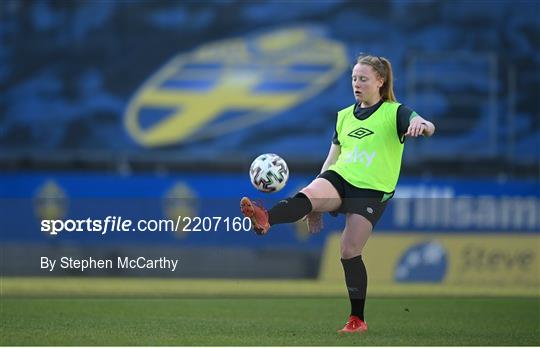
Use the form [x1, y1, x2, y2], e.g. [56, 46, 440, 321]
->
[240, 177, 341, 235]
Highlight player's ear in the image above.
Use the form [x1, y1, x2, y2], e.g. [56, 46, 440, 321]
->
[378, 76, 384, 88]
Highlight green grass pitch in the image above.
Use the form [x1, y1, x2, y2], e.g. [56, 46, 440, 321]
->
[0, 277, 540, 346]
[1, 298, 539, 345]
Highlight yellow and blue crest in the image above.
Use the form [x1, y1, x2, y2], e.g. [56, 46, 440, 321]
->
[125, 26, 347, 147]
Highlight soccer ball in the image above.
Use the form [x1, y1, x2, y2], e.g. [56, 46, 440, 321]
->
[249, 153, 289, 193]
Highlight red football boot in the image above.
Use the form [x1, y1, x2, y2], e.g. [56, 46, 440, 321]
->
[338, 315, 368, 334]
[240, 197, 270, 235]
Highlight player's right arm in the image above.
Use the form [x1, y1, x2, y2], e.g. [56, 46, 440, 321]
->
[320, 143, 341, 173]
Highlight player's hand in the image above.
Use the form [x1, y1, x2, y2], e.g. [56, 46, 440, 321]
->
[405, 117, 428, 137]
[304, 211, 323, 234]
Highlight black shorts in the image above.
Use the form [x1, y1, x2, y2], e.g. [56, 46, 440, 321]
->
[317, 170, 393, 227]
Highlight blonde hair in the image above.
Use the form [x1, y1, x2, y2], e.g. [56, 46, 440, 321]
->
[357, 55, 396, 102]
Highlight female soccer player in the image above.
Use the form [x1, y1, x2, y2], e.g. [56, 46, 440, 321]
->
[240, 54, 435, 333]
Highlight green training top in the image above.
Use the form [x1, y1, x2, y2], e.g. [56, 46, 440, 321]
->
[328, 101, 404, 193]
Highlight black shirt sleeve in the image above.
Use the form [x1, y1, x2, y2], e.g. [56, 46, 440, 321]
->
[332, 127, 340, 145]
[397, 104, 415, 138]
[332, 112, 340, 145]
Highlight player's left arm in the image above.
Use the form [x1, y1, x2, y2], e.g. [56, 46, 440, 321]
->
[406, 113, 436, 137]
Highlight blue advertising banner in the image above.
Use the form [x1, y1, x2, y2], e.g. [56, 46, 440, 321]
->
[1, 172, 538, 250]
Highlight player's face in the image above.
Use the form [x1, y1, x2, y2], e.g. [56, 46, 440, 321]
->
[351, 63, 384, 106]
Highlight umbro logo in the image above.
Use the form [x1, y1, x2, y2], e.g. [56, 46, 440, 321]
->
[348, 127, 374, 140]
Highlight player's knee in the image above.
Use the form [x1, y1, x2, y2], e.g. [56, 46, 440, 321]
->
[340, 241, 362, 259]
[300, 181, 340, 212]
[299, 187, 320, 210]
[299, 186, 313, 199]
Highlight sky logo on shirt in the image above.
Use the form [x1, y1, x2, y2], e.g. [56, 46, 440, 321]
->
[342, 147, 376, 167]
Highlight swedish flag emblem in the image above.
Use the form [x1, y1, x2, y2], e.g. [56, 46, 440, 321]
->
[125, 27, 347, 147]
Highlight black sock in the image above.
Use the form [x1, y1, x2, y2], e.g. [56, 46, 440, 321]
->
[341, 255, 367, 320]
[268, 192, 312, 226]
